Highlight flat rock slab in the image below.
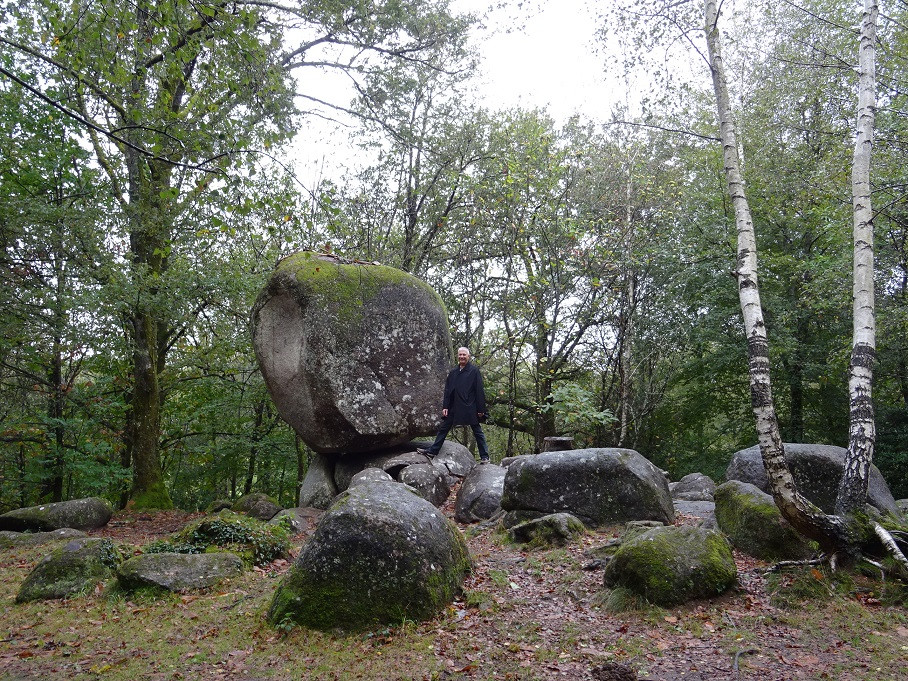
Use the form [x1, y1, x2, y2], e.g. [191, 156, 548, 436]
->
[0, 497, 113, 532]
[0, 528, 86, 549]
[117, 552, 244, 592]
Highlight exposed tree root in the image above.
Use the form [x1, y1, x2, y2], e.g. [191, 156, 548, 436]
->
[873, 522, 908, 572]
[763, 555, 827, 574]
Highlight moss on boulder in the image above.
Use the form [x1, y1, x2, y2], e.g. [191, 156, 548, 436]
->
[0, 497, 113, 532]
[16, 538, 120, 602]
[508, 513, 586, 547]
[232, 492, 282, 521]
[268, 480, 471, 631]
[714, 480, 813, 561]
[117, 552, 244, 592]
[602, 526, 736, 607]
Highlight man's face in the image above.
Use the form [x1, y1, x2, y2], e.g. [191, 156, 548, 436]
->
[457, 349, 470, 367]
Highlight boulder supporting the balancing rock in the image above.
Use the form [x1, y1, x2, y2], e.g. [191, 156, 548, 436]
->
[501, 449, 674, 527]
[251, 252, 452, 454]
[117, 552, 243, 592]
[725, 443, 899, 515]
[509, 513, 586, 546]
[16, 538, 119, 603]
[670, 473, 716, 502]
[602, 526, 736, 607]
[348, 468, 395, 488]
[268, 480, 472, 631]
[714, 480, 813, 561]
[397, 463, 451, 507]
[430, 441, 478, 482]
[455, 463, 506, 523]
[298, 452, 339, 510]
[0, 497, 113, 532]
[333, 448, 429, 490]
[232, 493, 282, 521]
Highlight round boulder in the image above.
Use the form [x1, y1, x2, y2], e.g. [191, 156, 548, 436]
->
[0, 497, 113, 532]
[232, 493, 282, 521]
[16, 537, 119, 602]
[268, 480, 472, 631]
[725, 443, 899, 515]
[500, 449, 674, 527]
[252, 252, 452, 454]
[298, 453, 339, 510]
[398, 463, 451, 507]
[455, 463, 506, 523]
[670, 473, 716, 502]
[602, 526, 737, 606]
[117, 552, 243, 592]
[714, 480, 813, 560]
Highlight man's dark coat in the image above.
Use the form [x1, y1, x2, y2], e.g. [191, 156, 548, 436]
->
[442, 362, 487, 426]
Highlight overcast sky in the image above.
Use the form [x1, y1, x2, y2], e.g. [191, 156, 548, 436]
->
[290, 0, 621, 189]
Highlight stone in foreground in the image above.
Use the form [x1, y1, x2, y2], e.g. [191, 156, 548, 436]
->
[0, 497, 113, 532]
[500, 449, 674, 527]
[16, 538, 119, 602]
[725, 443, 899, 515]
[117, 552, 243, 592]
[508, 513, 586, 546]
[455, 463, 506, 523]
[602, 526, 736, 606]
[268, 480, 471, 631]
[252, 252, 451, 454]
[714, 481, 813, 560]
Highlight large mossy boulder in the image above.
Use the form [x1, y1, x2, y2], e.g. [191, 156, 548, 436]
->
[725, 443, 899, 515]
[251, 252, 452, 454]
[500, 449, 674, 527]
[0, 497, 113, 532]
[714, 480, 813, 560]
[117, 552, 243, 592]
[268, 480, 472, 631]
[602, 526, 737, 606]
[16, 538, 120, 602]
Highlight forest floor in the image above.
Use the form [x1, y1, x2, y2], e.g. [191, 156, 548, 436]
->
[0, 492, 906, 681]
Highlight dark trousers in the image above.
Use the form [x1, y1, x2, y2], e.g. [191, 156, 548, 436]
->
[429, 421, 489, 459]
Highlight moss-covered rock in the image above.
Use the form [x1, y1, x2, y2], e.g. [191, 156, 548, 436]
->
[16, 538, 121, 602]
[508, 513, 586, 547]
[268, 480, 472, 631]
[0, 497, 113, 532]
[602, 526, 736, 607]
[251, 251, 452, 454]
[0, 528, 86, 549]
[232, 492, 282, 521]
[500, 449, 674, 527]
[714, 480, 813, 561]
[117, 552, 243, 592]
[145, 511, 289, 567]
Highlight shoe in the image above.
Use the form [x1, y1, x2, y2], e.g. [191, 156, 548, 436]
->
[417, 448, 435, 459]
[479, 457, 490, 465]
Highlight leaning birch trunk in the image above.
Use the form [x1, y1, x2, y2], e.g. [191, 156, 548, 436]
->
[703, 0, 845, 550]
[836, 0, 878, 517]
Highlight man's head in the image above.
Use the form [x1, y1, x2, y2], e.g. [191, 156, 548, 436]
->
[457, 347, 471, 367]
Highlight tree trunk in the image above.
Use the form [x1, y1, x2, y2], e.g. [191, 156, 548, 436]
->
[836, 0, 878, 516]
[704, 0, 846, 551]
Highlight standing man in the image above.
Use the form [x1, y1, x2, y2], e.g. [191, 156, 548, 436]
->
[419, 347, 490, 463]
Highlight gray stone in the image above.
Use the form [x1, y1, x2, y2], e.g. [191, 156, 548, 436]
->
[334, 448, 429, 491]
[298, 452, 339, 510]
[232, 493, 282, 521]
[268, 480, 471, 630]
[500, 449, 674, 527]
[268, 508, 321, 534]
[454, 463, 506, 523]
[0, 497, 113, 532]
[671, 473, 716, 502]
[714, 480, 813, 560]
[398, 463, 451, 507]
[725, 443, 899, 515]
[251, 252, 452, 454]
[16, 538, 119, 602]
[673, 500, 718, 529]
[117, 552, 243, 592]
[205, 499, 233, 513]
[431, 440, 478, 481]
[348, 468, 394, 488]
[509, 513, 586, 546]
[0, 528, 86, 549]
[602, 525, 737, 606]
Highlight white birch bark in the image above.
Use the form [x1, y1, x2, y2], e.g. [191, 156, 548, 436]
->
[703, 0, 845, 549]
[837, 0, 878, 516]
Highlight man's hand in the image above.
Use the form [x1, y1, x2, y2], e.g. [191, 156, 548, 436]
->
[442, 408, 448, 417]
